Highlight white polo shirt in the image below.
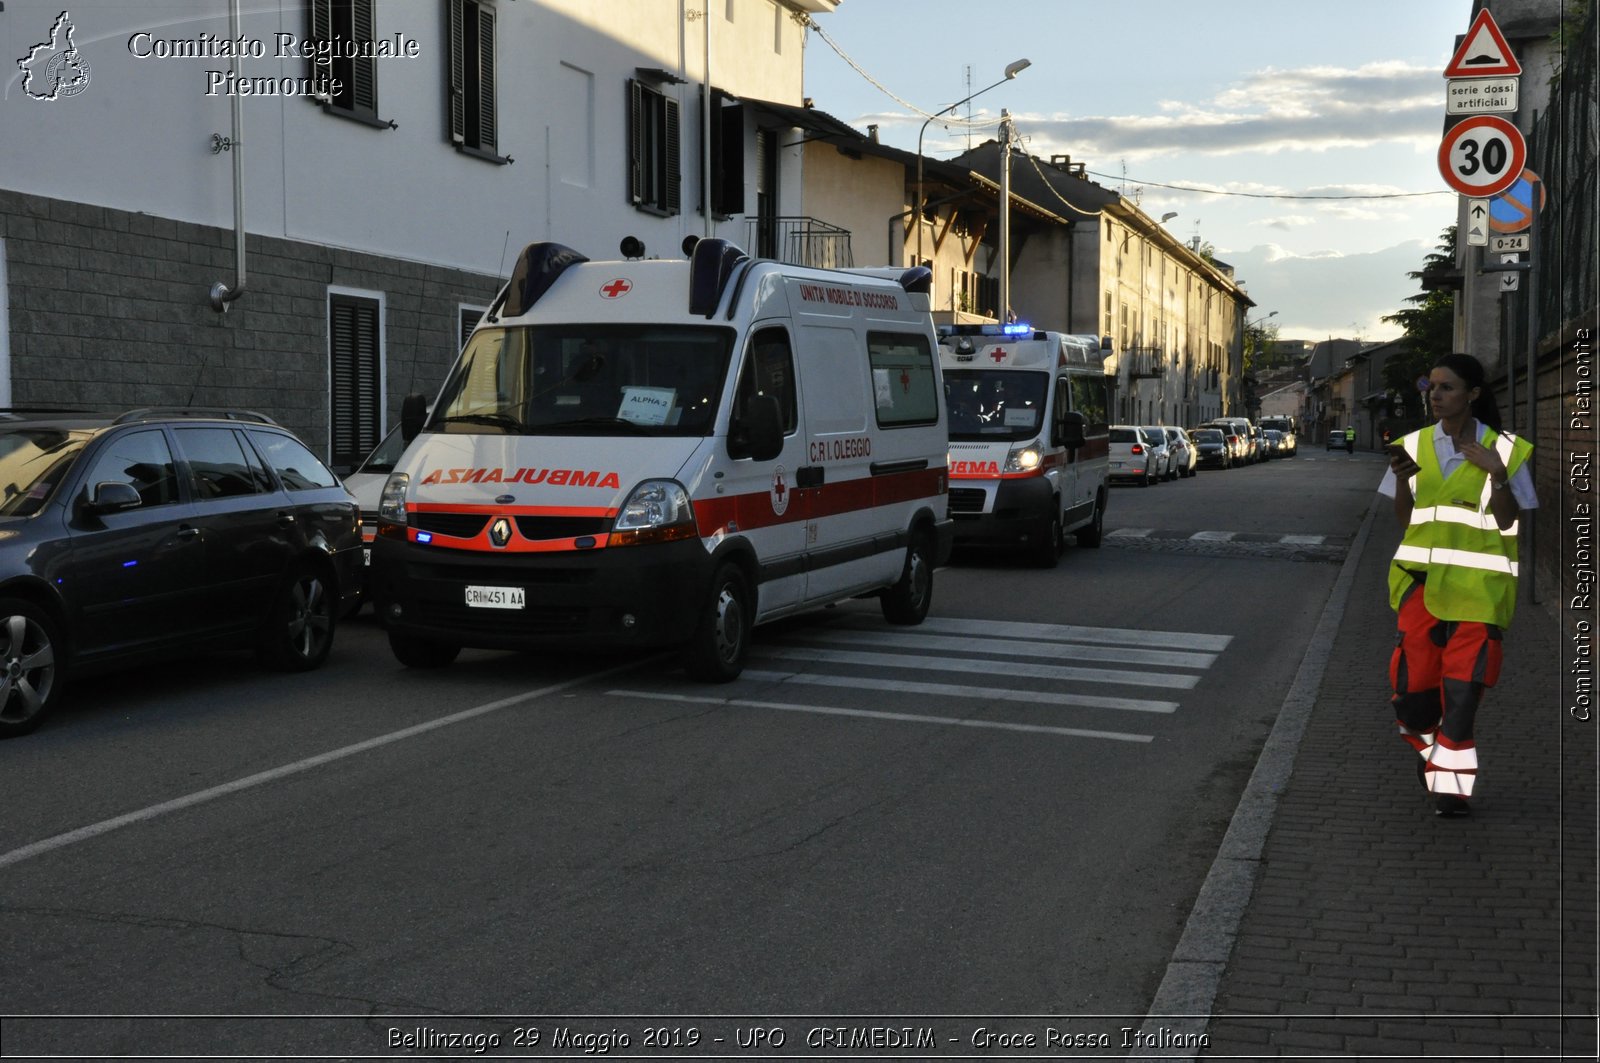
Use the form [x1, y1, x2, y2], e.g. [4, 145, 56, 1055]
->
[1377, 421, 1538, 509]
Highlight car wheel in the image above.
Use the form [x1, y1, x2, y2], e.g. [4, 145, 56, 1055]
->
[1138, 468, 1151, 487]
[259, 562, 336, 672]
[882, 530, 934, 625]
[1075, 493, 1105, 548]
[683, 561, 753, 681]
[0, 599, 61, 739]
[389, 630, 461, 668]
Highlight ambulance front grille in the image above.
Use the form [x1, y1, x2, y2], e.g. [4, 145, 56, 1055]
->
[515, 515, 611, 540]
[948, 488, 986, 514]
[413, 512, 490, 538]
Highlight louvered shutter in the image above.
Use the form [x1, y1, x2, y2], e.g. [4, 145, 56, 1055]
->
[329, 296, 381, 469]
[350, 0, 377, 116]
[309, 0, 331, 87]
[477, 4, 496, 151]
[627, 80, 643, 204]
[663, 95, 681, 215]
[448, 0, 466, 143]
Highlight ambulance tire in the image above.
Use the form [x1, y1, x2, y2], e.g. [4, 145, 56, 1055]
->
[683, 561, 752, 682]
[389, 630, 461, 669]
[1075, 493, 1105, 548]
[1032, 512, 1063, 568]
[881, 530, 934, 625]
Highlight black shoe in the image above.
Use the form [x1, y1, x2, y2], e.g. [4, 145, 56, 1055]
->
[1435, 795, 1471, 817]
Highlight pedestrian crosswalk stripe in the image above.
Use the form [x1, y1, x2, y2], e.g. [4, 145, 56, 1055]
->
[906, 616, 1233, 653]
[1108, 527, 1154, 538]
[607, 689, 1154, 743]
[1190, 530, 1236, 541]
[1280, 534, 1326, 544]
[737, 669, 1180, 714]
[797, 629, 1217, 670]
[752, 646, 1200, 689]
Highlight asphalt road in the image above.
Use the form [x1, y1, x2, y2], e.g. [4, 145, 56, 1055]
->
[0, 449, 1390, 1058]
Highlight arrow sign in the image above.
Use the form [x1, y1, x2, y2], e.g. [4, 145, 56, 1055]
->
[1444, 9, 1522, 78]
[1438, 115, 1527, 198]
[1500, 272, 1520, 292]
[1466, 198, 1489, 246]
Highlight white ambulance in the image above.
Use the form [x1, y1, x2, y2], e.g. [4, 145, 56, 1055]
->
[369, 238, 953, 680]
[939, 325, 1113, 565]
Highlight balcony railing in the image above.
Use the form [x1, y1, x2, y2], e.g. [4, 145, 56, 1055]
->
[1125, 346, 1165, 378]
[745, 216, 854, 269]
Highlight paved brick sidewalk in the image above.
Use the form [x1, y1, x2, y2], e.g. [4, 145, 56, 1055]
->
[1201, 508, 1597, 1059]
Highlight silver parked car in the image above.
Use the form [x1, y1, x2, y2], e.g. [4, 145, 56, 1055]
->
[1164, 426, 1198, 478]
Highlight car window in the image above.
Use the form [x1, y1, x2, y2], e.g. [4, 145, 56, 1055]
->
[176, 427, 270, 499]
[248, 431, 340, 490]
[1109, 428, 1136, 443]
[80, 429, 179, 508]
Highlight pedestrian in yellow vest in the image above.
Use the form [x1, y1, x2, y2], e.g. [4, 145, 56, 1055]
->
[1378, 353, 1536, 817]
[1344, 425, 1355, 453]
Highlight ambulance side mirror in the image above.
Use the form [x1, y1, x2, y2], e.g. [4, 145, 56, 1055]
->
[400, 393, 429, 443]
[729, 394, 784, 462]
[1058, 410, 1087, 450]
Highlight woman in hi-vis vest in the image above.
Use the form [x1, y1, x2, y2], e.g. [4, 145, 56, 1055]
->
[1377, 353, 1537, 817]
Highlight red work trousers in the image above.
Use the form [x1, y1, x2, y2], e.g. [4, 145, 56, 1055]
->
[1389, 582, 1503, 798]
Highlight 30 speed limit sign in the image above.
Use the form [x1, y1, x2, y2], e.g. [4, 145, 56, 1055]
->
[1438, 115, 1527, 198]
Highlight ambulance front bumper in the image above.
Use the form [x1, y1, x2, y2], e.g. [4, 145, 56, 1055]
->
[947, 478, 1055, 546]
[370, 536, 713, 651]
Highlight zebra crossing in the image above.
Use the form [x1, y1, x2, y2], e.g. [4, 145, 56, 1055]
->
[606, 614, 1233, 745]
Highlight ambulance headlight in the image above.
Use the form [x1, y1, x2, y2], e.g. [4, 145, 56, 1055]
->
[378, 473, 410, 526]
[611, 479, 698, 546]
[1005, 447, 1042, 473]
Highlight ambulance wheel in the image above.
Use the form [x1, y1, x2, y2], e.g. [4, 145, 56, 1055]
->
[882, 531, 933, 625]
[1075, 494, 1105, 548]
[683, 562, 751, 682]
[389, 630, 460, 669]
[1032, 513, 1063, 568]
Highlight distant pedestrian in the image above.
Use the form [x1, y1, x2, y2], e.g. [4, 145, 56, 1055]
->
[1344, 425, 1355, 453]
[1378, 353, 1536, 817]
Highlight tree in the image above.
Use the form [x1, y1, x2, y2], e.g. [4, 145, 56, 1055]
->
[1243, 318, 1281, 375]
[1381, 225, 1456, 419]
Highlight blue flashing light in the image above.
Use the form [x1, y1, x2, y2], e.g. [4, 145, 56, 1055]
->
[1002, 322, 1033, 335]
[416, 532, 433, 544]
[122, 560, 138, 568]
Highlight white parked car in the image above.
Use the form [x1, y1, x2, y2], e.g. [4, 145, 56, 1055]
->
[344, 424, 408, 566]
[1140, 425, 1176, 481]
[1163, 426, 1198, 478]
[1109, 425, 1158, 486]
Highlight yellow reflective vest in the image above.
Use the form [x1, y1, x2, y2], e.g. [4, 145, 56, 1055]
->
[1388, 426, 1533, 626]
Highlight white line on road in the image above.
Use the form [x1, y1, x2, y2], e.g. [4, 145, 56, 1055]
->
[1189, 530, 1237, 541]
[608, 690, 1154, 743]
[753, 646, 1200, 689]
[909, 616, 1234, 652]
[0, 659, 657, 872]
[1108, 527, 1154, 538]
[738, 669, 1181, 713]
[797, 629, 1217, 670]
[1279, 534, 1327, 545]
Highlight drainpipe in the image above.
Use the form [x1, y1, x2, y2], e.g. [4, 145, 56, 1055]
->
[702, 0, 712, 238]
[209, 0, 246, 312]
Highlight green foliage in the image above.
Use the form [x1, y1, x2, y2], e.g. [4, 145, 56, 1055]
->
[1381, 226, 1457, 418]
[1243, 319, 1281, 375]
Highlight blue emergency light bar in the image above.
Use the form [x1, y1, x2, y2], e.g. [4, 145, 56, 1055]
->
[1002, 323, 1033, 335]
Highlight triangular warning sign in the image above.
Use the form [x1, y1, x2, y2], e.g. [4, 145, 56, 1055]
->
[1444, 9, 1522, 78]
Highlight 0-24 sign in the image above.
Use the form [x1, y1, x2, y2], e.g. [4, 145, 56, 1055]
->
[1438, 115, 1527, 198]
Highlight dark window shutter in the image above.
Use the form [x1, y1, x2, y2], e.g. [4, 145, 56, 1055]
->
[715, 101, 745, 215]
[447, 0, 466, 143]
[627, 80, 643, 204]
[329, 296, 381, 469]
[350, 0, 376, 116]
[476, 4, 496, 151]
[308, 0, 331, 85]
[663, 95, 681, 215]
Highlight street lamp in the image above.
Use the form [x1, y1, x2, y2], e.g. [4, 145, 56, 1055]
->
[914, 58, 1030, 266]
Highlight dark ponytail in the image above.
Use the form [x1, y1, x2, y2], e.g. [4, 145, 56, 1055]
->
[1434, 352, 1502, 433]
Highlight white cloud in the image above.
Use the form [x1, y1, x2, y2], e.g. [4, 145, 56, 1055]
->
[1221, 241, 1435, 341]
[1262, 215, 1317, 230]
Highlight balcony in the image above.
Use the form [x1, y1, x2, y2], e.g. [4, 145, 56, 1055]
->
[745, 216, 854, 269]
[1125, 346, 1165, 378]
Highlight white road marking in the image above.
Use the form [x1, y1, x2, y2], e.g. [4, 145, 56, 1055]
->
[752, 646, 1200, 689]
[0, 659, 656, 872]
[1189, 530, 1237, 541]
[737, 669, 1180, 713]
[608, 690, 1153, 743]
[910, 616, 1233, 652]
[1279, 534, 1327, 545]
[1108, 527, 1154, 538]
[798, 629, 1217, 670]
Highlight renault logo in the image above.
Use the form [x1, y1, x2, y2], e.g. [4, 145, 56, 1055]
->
[489, 517, 512, 548]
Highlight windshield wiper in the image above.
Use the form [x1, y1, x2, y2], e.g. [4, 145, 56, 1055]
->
[535, 416, 651, 434]
[432, 412, 523, 432]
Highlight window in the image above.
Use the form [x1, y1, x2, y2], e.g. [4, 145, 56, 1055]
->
[869, 332, 938, 428]
[459, 306, 485, 351]
[81, 430, 177, 509]
[703, 89, 743, 217]
[176, 428, 270, 499]
[249, 432, 340, 491]
[629, 79, 681, 215]
[329, 292, 383, 470]
[448, 0, 505, 162]
[1071, 374, 1108, 426]
[733, 328, 797, 435]
[307, 0, 381, 126]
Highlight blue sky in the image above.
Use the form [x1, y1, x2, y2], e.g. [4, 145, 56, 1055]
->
[801, 0, 1478, 342]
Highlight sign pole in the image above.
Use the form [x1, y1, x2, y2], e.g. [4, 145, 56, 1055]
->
[1524, 181, 1538, 604]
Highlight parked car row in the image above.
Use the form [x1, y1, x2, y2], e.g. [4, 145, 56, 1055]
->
[1109, 416, 1300, 485]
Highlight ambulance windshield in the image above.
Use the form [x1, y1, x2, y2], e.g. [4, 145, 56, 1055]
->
[944, 370, 1048, 442]
[429, 325, 735, 435]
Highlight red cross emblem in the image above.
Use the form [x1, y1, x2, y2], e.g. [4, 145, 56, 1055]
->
[599, 278, 633, 299]
[770, 467, 790, 516]
[990, 347, 1007, 363]
[900, 369, 911, 393]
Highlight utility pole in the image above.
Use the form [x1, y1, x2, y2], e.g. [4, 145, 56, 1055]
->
[998, 111, 1012, 323]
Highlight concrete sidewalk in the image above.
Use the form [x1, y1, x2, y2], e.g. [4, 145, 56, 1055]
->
[1189, 495, 1597, 1058]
